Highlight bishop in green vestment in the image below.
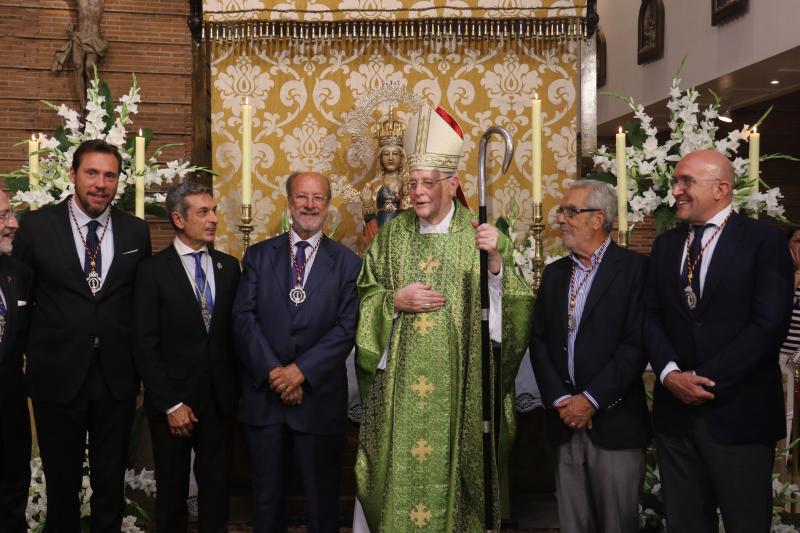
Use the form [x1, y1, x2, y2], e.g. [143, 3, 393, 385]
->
[353, 106, 534, 532]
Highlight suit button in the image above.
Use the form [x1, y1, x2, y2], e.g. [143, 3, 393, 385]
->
[562, 346, 567, 351]
[695, 321, 702, 327]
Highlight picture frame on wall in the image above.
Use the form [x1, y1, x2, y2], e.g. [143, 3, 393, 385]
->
[637, 0, 664, 65]
[711, 0, 749, 26]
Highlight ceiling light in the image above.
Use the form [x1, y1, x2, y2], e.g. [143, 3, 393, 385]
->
[770, 80, 780, 85]
[718, 107, 732, 123]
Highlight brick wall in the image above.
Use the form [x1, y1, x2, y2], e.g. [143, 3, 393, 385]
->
[0, 0, 193, 253]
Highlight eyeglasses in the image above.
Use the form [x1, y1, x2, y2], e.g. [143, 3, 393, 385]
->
[0, 208, 16, 223]
[670, 176, 723, 189]
[556, 206, 602, 218]
[408, 176, 453, 190]
[290, 193, 329, 205]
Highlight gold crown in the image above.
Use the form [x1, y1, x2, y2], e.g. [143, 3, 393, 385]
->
[373, 107, 406, 147]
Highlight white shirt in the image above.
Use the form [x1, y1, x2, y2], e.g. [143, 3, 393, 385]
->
[173, 237, 217, 302]
[659, 203, 734, 384]
[289, 228, 324, 286]
[166, 238, 218, 415]
[68, 196, 114, 286]
[378, 202, 503, 370]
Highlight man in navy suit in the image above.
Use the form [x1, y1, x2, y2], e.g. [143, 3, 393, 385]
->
[233, 171, 361, 533]
[134, 180, 240, 532]
[531, 180, 650, 533]
[645, 150, 793, 532]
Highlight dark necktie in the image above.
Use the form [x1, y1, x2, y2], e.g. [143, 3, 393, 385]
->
[84, 220, 101, 275]
[191, 251, 214, 315]
[293, 241, 310, 287]
[682, 224, 712, 298]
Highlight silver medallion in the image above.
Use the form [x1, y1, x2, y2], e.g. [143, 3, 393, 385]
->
[0, 315, 5, 338]
[86, 270, 102, 294]
[567, 312, 576, 332]
[289, 286, 307, 306]
[684, 285, 697, 310]
[201, 308, 212, 331]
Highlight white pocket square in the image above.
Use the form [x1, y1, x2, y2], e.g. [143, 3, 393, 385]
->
[17, 300, 27, 307]
[122, 249, 139, 255]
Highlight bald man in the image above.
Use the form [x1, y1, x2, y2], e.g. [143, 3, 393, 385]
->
[644, 150, 794, 532]
[233, 172, 361, 533]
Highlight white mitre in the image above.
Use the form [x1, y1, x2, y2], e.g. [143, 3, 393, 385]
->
[403, 105, 464, 174]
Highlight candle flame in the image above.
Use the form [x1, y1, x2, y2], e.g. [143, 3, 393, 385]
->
[534, 93, 539, 100]
[31, 133, 36, 141]
[245, 96, 250, 105]
[618, 126, 623, 134]
[138, 128, 143, 136]
[753, 126, 757, 134]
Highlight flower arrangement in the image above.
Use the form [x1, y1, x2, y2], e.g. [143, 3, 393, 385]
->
[590, 59, 797, 234]
[27, 456, 156, 532]
[2, 68, 206, 213]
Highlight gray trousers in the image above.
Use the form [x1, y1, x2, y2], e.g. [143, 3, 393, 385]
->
[554, 430, 645, 533]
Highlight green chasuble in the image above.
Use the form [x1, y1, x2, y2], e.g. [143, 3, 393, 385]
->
[355, 201, 534, 532]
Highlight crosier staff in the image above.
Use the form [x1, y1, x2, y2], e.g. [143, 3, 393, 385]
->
[476, 126, 513, 533]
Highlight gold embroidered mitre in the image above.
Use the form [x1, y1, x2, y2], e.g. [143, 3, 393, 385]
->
[403, 105, 464, 174]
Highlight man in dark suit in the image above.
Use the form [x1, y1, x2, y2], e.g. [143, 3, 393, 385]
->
[13, 139, 152, 532]
[531, 180, 650, 533]
[645, 149, 794, 532]
[0, 190, 33, 533]
[233, 171, 361, 533]
[134, 180, 240, 532]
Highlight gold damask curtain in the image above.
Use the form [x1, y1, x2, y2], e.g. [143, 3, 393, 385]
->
[205, 1, 583, 258]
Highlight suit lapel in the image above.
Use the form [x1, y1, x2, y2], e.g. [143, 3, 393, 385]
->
[301, 237, 334, 303]
[555, 260, 570, 340]
[99, 207, 126, 297]
[268, 233, 292, 314]
[56, 200, 94, 297]
[580, 241, 621, 324]
[667, 226, 694, 318]
[208, 249, 232, 334]
[166, 245, 208, 334]
[694, 213, 743, 316]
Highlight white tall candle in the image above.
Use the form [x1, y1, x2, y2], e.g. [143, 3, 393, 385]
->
[135, 130, 146, 219]
[28, 134, 40, 210]
[241, 98, 252, 205]
[616, 127, 628, 234]
[531, 95, 542, 203]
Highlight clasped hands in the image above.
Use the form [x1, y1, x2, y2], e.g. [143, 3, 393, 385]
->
[269, 363, 305, 406]
[664, 370, 715, 405]
[393, 222, 502, 314]
[555, 394, 596, 430]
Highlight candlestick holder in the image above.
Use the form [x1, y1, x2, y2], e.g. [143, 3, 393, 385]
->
[238, 203, 254, 250]
[617, 229, 629, 248]
[529, 202, 546, 293]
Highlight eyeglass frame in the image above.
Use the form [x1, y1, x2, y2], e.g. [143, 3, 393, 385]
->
[555, 205, 603, 219]
[289, 193, 330, 205]
[407, 175, 453, 191]
[670, 175, 725, 189]
[0, 207, 16, 224]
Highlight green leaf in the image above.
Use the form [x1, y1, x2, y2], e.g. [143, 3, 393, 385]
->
[653, 205, 676, 234]
[626, 119, 646, 150]
[99, 81, 115, 134]
[5, 176, 30, 193]
[327, 220, 341, 239]
[582, 172, 616, 185]
[495, 215, 511, 238]
[53, 125, 70, 152]
[145, 202, 168, 218]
